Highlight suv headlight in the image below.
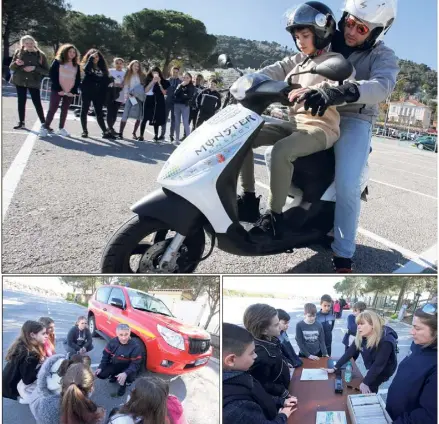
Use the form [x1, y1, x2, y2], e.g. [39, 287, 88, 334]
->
[157, 324, 185, 350]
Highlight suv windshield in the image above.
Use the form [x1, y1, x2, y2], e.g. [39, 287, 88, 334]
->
[127, 289, 173, 317]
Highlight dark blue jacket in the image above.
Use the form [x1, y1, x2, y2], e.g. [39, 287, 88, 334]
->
[316, 310, 336, 348]
[223, 371, 287, 424]
[342, 314, 357, 347]
[386, 342, 437, 424]
[278, 331, 303, 368]
[336, 325, 398, 390]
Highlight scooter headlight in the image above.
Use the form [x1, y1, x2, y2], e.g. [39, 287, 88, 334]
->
[230, 75, 253, 101]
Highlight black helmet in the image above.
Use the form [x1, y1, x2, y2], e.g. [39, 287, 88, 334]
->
[286, 1, 336, 51]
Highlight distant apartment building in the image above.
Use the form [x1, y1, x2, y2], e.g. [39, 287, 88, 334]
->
[388, 98, 432, 129]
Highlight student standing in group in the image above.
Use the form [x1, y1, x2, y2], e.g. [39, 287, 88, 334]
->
[323, 310, 398, 394]
[107, 57, 126, 137]
[223, 323, 298, 424]
[9, 35, 49, 130]
[2, 321, 47, 402]
[276, 309, 303, 368]
[386, 303, 437, 424]
[195, 79, 222, 127]
[39, 317, 56, 357]
[189, 74, 205, 131]
[60, 363, 106, 424]
[139, 67, 170, 142]
[80, 49, 115, 139]
[119, 60, 146, 140]
[342, 301, 367, 359]
[173, 72, 195, 146]
[295, 303, 328, 359]
[316, 294, 336, 356]
[162, 66, 182, 141]
[39, 44, 81, 137]
[333, 300, 341, 319]
[243, 304, 292, 398]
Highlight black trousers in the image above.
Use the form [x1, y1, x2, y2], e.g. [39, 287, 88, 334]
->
[107, 100, 121, 130]
[81, 90, 107, 133]
[16, 85, 45, 124]
[189, 109, 199, 130]
[196, 112, 214, 128]
[326, 345, 332, 356]
[97, 362, 136, 386]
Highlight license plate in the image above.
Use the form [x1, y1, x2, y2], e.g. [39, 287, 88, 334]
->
[195, 358, 209, 366]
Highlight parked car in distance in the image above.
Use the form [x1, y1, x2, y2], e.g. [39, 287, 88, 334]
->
[414, 135, 438, 152]
[88, 285, 212, 375]
[343, 302, 350, 310]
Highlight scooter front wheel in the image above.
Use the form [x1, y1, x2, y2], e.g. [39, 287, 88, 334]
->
[101, 215, 205, 273]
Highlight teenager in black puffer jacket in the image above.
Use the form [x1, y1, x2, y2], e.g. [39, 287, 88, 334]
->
[173, 72, 195, 146]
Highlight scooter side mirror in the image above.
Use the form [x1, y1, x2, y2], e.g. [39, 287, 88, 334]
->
[311, 56, 353, 81]
[218, 54, 233, 68]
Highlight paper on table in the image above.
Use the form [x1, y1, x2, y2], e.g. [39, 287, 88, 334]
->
[300, 368, 328, 381]
[316, 411, 347, 424]
[129, 96, 138, 106]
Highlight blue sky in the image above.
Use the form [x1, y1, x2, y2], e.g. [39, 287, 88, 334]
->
[69, 0, 437, 69]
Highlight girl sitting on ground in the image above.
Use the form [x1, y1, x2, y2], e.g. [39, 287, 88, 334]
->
[64, 315, 94, 357]
[39, 316, 56, 357]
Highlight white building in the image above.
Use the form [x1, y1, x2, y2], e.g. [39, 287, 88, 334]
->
[388, 99, 432, 129]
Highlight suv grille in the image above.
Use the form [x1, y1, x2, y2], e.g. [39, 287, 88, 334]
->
[188, 338, 210, 354]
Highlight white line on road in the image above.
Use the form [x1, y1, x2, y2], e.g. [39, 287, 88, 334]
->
[370, 179, 437, 199]
[393, 244, 437, 274]
[373, 147, 436, 161]
[371, 152, 437, 167]
[2, 131, 30, 135]
[2, 120, 40, 221]
[370, 163, 437, 180]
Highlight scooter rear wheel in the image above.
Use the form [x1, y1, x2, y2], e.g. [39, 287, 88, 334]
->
[101, 215, 205, 273]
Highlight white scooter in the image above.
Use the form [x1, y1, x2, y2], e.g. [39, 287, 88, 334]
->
[101, 54, 368, 273]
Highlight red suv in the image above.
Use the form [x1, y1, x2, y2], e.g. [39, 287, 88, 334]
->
[88, 285, 212, 375]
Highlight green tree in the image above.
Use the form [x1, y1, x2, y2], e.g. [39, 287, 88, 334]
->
[123, 9, 217, 75]
[61, 276, 102, 295]
[2, 0, 69, 58]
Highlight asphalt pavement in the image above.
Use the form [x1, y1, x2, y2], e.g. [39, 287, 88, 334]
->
[223, 295, 415, 399]
[2, 289, 219, 424]
[2, 88, 437, 273]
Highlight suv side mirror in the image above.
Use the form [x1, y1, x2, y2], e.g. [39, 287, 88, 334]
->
[110, 297, 124, 309]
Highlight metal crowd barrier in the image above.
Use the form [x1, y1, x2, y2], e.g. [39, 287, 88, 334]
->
[40, 77, 83, 109]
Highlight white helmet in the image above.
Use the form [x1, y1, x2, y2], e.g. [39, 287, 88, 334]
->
[341, 0, 397, 46]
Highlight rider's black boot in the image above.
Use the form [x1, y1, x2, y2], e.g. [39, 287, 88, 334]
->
[237, 192, 261, 223]
[250, 210, 285, 239]
[332, 256, 353, 273]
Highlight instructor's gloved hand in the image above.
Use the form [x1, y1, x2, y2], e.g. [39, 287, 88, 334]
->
[299, 82, 360, 117]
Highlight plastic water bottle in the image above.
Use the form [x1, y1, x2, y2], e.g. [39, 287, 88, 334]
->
[345, 362, 352, 383]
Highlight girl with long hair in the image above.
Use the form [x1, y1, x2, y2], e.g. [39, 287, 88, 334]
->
[107, 57, 126, 136]
[60, 363, 105, 424]
[172, 72, 195, 146]
[39, 316, 56, 357]
[9, 35, 49, 129]
[108, 376, 187, 424]
[64, 315, 94, 356]
[324, 310, 399, 393]
[138, 66, 170, 142]
[386, 303, 437, 423]
[40, 44, 81, 137]
[119, 60, 146, 139]
[2, 320, 47, 401]
[80, 48, 114, 139]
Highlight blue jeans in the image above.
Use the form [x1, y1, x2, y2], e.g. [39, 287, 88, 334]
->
[332, 116, 372, 258]
[162, 102, 176, 137]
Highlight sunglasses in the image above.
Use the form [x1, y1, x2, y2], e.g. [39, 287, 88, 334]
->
[345, 16, 370, 35]
[422, 303, 437, 315]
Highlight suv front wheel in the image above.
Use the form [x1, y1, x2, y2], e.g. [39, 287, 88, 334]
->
[88, 315, 97, 337]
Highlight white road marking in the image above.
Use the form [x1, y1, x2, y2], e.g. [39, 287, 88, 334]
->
[373, 147, 436, 160]
[370, 163, 437, 179]
[370, 179, 437, 199]
[256, 180, 433, 272]
[2, 120, 40, 221]
[2, 131, 30, 135]
[393, 244, 437, 273]
[372, 151, 437, 166]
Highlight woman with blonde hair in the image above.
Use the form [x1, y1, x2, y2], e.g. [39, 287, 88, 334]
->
[118, 60, 146, 139]
[39, 44, 81, 137]
[9, 35, 49, 129]
[60, 363, 105, 424]
[323, 310, 398, 394]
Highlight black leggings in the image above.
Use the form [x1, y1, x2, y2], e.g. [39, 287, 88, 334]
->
[189, 109, 198, 130]
[81, 91, 107, 133]
[16, 85, 45, 124]
[107, 100, 121, 130]
[140, 120, 160, 138]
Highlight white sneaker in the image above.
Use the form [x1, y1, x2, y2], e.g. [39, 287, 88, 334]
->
[56, 128, 70, 137]
[39, 126, 48, 137]
[172, 140, 180, 147]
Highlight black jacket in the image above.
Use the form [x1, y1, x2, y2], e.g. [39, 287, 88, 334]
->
[386, 342, 437, 424]
[249, 337, 291, 398]
[48, 59, 81, 94]
[2, 342, 42, 400]
[174, 82, 195, 105]
[99, 337, 142, 376]
[80, 56, 112, 94]
[336, 325, 398, 391]
[196, 88, 222, 117]
[316, 310, 336, 348]
[65, 326, 93, 351]
[223, 371, 287, 424]
[278, 331, 303, 368]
